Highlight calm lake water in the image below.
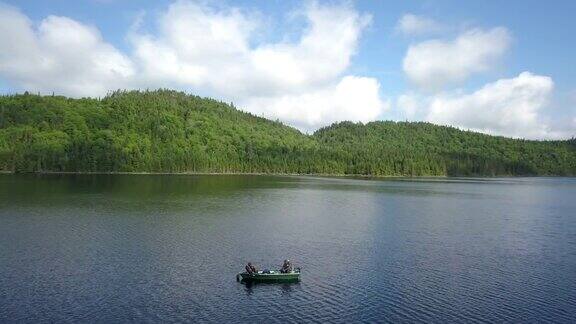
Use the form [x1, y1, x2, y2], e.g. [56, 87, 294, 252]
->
[1, 174, 575, 323]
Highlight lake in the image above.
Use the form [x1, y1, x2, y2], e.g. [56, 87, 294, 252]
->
[1, 174, 575, 323]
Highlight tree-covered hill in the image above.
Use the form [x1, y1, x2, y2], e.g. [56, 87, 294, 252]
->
[314, 121, 576, 176]
[0, 90, 574, 176]
[0, 90, 318, 173]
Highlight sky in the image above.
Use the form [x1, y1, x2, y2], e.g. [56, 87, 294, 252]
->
[0, 0, 575, 139]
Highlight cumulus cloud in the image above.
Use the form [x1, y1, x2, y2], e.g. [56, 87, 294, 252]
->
[403, 27, 511, 91]
[0, 4, 134, 97]
[396, 93, 422, 119]
[0, 1, 387, 131]
[425, 72, 561, 139]
[241, 76, 389, 131]
[396, 14, 443, 36]
[129, 1, 371, 98]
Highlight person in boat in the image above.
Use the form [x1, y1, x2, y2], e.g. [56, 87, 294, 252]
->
[245, 262, 257, 275]
[280, 259, 293, 273]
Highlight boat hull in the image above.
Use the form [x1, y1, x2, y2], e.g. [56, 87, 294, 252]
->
[237, 271, 300, 283]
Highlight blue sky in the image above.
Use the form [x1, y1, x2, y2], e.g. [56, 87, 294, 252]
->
[0, 0, 575, 139]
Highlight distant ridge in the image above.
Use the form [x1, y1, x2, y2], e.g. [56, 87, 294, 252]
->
[0, 90, 574, 176]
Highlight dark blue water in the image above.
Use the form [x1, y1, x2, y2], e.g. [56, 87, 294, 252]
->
[1, 174, 575, 323]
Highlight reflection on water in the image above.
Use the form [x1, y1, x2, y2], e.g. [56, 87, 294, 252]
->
[242, 281, 299, 296]
[0, 174, 575, 323]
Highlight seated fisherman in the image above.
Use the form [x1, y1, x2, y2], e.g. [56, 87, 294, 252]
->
[245, 262, 257, 275]
[280, 259, 293, 273]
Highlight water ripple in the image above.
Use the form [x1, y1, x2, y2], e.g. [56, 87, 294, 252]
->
[1, 175, 575, 323]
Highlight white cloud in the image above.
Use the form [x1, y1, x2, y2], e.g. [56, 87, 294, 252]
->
[241, 76, 389, 131]
[0, 1, 387, 130]
[426, 72, 560, 139]
[129, 1, 372, 98]
[397, 93, 422, 119]
[0, 4, 134, 97]
[396, 14, 443, 36]
[403, 27, 511, 91]
[129, 1, 256, 91]
[396, 73, 576, 139]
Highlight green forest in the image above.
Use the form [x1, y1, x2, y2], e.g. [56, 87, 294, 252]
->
[0, 90, 574, 176]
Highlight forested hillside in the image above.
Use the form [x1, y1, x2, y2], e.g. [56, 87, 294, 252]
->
[0, 90, 574, 176]
[315, 122, 576, 176]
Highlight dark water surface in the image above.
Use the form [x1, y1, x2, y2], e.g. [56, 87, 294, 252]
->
[1, 174, 575, 323]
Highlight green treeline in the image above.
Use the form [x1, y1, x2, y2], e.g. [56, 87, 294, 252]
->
[0, 90, 574, 176]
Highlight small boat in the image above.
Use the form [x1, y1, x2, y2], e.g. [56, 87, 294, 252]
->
[237, 268, 301, 283]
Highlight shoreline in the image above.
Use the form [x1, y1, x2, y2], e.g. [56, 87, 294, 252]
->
[0, 170, 413, 178]
[0, 170, 571, 178]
